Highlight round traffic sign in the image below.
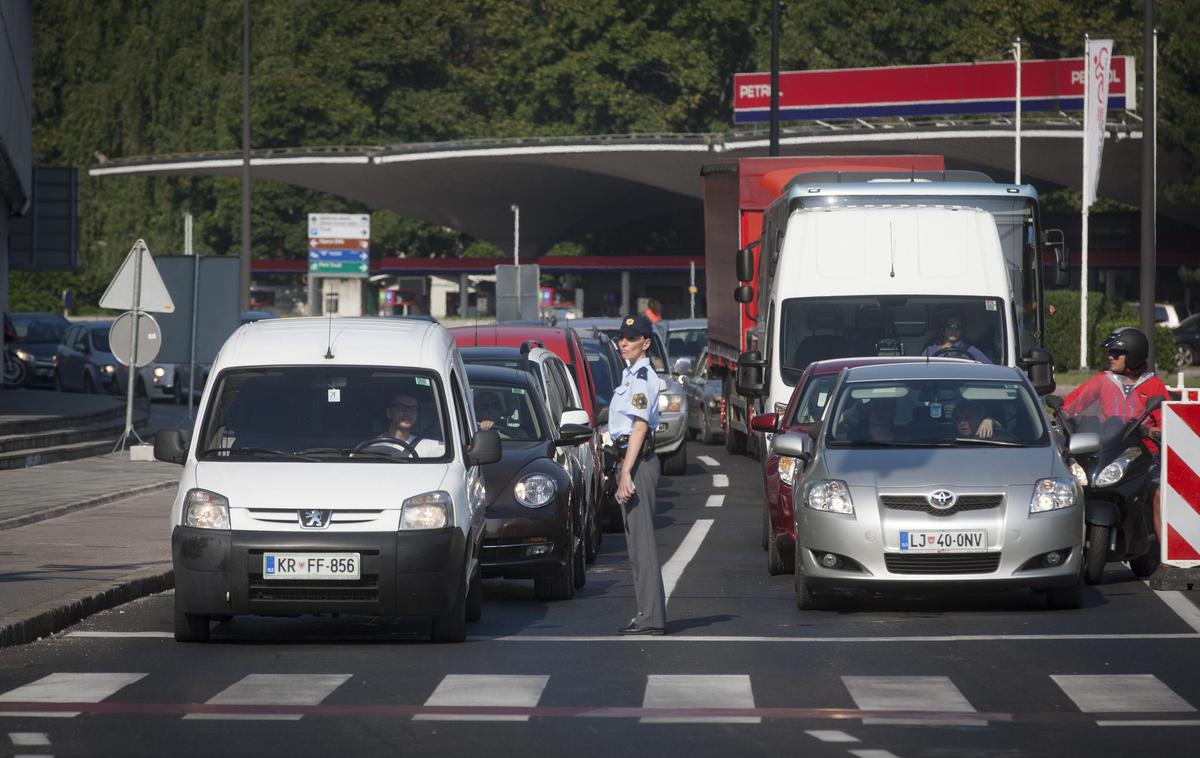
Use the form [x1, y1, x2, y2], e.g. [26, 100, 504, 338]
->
[110, 311, 162, 367]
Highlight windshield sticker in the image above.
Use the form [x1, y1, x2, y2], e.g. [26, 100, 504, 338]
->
[929, 402, 943, 419]
[327, 388, 341, 403]
[817, 391, 828, 407]
[512, 388, 526, 395]
[985, 299, 997, 311]
[415, 377, 430, 387]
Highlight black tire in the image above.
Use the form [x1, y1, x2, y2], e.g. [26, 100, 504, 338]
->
[761, 501, 769, 551]
[535, 520, 576, 601]
[53, 370, 63, 392]
[82, 373, 95, 394]
[135, 377, 148, 398]
[767, 536, 787, 575]
[572, 513, 587, 589]
[700, 410, 717, 445]
[431, 573, 468, 642]
[1045, 576, 1085, 610]
[1176, 343, 1197, 370]
[1129, 549, 1160, 578]
[3, 355, 27, 388]
[584, 505, 601, 564]
[794, 552, 830, 610]
[173, 594, 210, 643]
[661, 441, 688, 476]
[1084, 523, 1109, 585]
[465, 567, 483, 623]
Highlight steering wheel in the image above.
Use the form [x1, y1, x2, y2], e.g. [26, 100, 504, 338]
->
[354, 436, 419, 459]
[931, 346, 977, 360]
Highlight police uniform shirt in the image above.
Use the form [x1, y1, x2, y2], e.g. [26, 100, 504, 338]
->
[609, 356, 660, 439]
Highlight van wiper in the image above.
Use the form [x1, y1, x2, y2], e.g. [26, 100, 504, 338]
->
[200, 446, 318, 461]
[297, 447, 396, 460]
[951, 437, 1023, 448]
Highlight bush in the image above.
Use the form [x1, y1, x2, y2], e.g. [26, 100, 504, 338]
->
[1045, 290, 1173, 372]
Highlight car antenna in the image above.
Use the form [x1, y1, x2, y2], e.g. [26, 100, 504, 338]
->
[324, 310, 335, 359]
[889, 221, 896, 279]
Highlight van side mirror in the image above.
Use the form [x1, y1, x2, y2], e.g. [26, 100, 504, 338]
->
[466, 429, 502, 466]
[1020, 348, 1056, 396]
[733, 285, 754, 304]
[736, 244, 755, 282]
[154, 429, 187, 465]
[736, 350, 766, 398]
[1045, 229, 1069, 287]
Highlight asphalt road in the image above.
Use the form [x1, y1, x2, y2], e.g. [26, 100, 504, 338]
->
[1, 444, 1199, 757]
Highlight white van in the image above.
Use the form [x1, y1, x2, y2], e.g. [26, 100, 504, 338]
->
[154, 318, 501, 643]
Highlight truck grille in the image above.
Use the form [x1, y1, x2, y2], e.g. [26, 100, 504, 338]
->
[884, 553, 1001, 574]
[881, 494, 1003, 516]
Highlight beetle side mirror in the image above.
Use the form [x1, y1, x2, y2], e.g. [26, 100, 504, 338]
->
[466, 429, 502, 466]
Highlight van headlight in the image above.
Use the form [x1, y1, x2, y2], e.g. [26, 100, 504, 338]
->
[183, 489, 230, 529]
[401, 490, 453, 529]
[778, 456, 797, 487]
[658, 393, 683, 413]
[804, 479, 854, 515]
[1094, 448, 1142, 487]
[515, 473, 556, 507]
[1030, 478, 1078, 513]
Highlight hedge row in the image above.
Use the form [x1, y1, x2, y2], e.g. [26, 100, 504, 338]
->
[1044, 289, 1173, 372]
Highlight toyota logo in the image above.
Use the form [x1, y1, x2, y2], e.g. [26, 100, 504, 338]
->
[928, 490, 957, 510]
[299, 509, 332, 529]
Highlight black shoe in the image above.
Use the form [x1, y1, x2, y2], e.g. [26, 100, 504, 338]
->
[617, 622, 665, 636]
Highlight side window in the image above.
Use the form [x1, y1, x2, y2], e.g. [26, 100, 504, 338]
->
[553, 359, 581, 409]
[72, 327, 87, 351]
[449, 372, 472, 450]
[542, 361, 567, 423]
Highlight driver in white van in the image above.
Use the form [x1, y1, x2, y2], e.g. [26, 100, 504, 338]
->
[384, 392, 445, 457]
[920, 316, 991, 363]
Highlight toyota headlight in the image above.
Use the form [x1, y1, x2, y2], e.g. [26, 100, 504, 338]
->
[515, 473, 556, 507]
[1094, 448, 1142, 487]
[183, 489, 230, 529]
[401, 490, 453, 529]
[804, 479, 854, 515]
[778, 456, 797, 487]
[1068, 459, 1088, 488]
[1030, 477, 1078, 513]
[658, 393, 683, 413]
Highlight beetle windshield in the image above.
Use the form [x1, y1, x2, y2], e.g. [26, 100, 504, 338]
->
[472, 382, 545, 441]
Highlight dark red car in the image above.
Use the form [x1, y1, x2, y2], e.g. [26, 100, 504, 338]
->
[753, 356, 939, 575]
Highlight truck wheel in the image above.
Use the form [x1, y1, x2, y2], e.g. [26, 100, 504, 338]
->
[661, 441, 688, 476]
[174, 595, 210, 643]
[1084, 524, 1109, 585]
[431, 575, 468, 642]
[724, 417, 744, 455]
[700, 411, 717, 445]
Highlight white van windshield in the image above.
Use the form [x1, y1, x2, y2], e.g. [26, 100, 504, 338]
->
[198, 367, 452, 462]
[778, 296, 1005, 385]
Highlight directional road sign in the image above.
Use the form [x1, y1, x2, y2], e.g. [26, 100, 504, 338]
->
[308, 213, 370, 239]
[308, 248, 370, 277]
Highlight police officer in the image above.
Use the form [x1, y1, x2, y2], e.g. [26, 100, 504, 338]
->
[609, 314, 667, 635]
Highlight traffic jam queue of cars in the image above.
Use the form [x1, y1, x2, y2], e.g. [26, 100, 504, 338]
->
[154, 317, 627, 643]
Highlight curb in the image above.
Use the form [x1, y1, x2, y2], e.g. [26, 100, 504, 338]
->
[0, 480, 178, 531]
[0, 566, 174, 648]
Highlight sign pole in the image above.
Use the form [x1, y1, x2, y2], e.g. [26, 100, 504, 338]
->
[186, 213, 199, 420]
[119, 243, 145, 451]
[511, 204, 521, 319]
[689, 260, 696, 319]
[1013, 36, 1022, 184]
[1080, 35, 1091, 370]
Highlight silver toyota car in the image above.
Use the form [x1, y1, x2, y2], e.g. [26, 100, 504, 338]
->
[776, 361, 1084, 610]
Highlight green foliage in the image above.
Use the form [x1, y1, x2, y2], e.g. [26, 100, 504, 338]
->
[1045, 289, 1174, 372]
[462, 240, 504, 259]
[546, 241, 586, 257]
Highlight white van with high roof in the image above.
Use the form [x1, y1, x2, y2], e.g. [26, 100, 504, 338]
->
[154, 317, 501, 643]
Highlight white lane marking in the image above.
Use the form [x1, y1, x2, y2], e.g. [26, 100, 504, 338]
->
[0, 673, 146, 718]
[1096, 719, 1200, 727]
[66, 632, 173, 639]
[9, 733, 50, 746]
[704, 495, 725, 508]
[806, 730, 860, 743]
[711, 474, 729, 488]
[1146, 580, 1200, 634]
[843, 675, 983, 726]
[697, 455, 720, 467]
[415, 675, 548, 722]
[661, 519, 714, 604]
[473, 633, 1200, 643]
[641, 674, 757, 724]
[1052, 675, 1196, 713]
[185, 674, 351, 721]
[849, 751, 903, 758]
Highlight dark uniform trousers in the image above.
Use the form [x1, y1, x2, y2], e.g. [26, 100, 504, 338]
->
[621, 453, 666, 628]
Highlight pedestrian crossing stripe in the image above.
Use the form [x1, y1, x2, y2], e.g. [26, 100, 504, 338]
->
[0, 672, 1195, 723]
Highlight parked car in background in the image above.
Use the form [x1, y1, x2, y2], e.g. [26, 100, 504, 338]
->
[562, 318, 689, 476]
[1172, 313, 1200, 368]
[467, 364, 592, 600]
[138, 361, 178, 401]
[54, 321, 128, 394]
[1131, 301, 1190, 330]
[7, 312, 70, 388]
[662, 318, 707, 373]
[683, 349, 724, 446]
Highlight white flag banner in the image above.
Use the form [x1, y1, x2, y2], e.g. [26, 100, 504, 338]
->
[1083, 38, 1114, 208]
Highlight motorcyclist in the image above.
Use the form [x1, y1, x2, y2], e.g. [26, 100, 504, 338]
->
[1062, 327, 1170, 540]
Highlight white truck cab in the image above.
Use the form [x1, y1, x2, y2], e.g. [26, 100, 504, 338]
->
[154, 317, 500, 643]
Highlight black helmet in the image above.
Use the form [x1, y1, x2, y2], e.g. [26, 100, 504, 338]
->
[1101, 327, 1149, 369]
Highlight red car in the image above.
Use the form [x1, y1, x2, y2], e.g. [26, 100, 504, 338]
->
[753, 356, 940, 575]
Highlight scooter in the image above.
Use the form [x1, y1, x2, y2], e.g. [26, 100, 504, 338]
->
[1048, 395, 1163, 584]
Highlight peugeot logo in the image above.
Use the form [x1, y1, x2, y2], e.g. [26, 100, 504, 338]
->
[299, 509, 332, 529]
[928, 490, 957, 510]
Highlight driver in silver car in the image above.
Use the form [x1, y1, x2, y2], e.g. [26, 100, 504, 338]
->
[384, 392, 445, 457]
[920, 315, 991, 363]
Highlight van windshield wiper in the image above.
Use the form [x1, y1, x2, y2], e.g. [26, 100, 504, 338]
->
[951, 437, 1023, 448]
[296, 447, 397, 460]
[199, 446, 319, 461]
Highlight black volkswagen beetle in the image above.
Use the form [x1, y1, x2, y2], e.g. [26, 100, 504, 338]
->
[466, 364, 593, 601]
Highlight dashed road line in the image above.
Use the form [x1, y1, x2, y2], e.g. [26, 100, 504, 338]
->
[0, 673, 146, 718]
[662, 520, 714, 603]
[843, 675, 984, 726]
[416, 675, 548, 722]
[849, 751, 903, 758]
[9, 733, 50, 746]
[641, 675, 757, 724]
[705, 495, 725, 508]
[185, 674, 351, 721]
[806, 729, 859, 743]
[697, 455, 720, 467]
[1051, 674, 1195, 713]
[1146, 580, 1200, 634]
[712, 474, 729, 488]
[1096, 719, 1200, 727]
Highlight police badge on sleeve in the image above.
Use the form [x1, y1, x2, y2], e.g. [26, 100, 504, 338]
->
[633, 392, 648, 409]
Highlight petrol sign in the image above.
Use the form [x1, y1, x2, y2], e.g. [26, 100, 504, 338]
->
[734, 57, 1135, 123]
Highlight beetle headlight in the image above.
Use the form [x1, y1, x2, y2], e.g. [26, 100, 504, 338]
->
[183, 489, 230, 529]
[804, 479, 854, 515]
[658, 393, 683, 413]
[1030, 477, 1078, 513]
[778, 456, 797, 487]
[1094, 448, 1141, 487]
[401, 490, 453, 529]
[515, 473, 556, 507]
